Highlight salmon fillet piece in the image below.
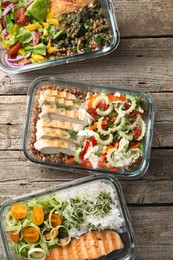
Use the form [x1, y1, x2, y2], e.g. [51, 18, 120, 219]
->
[50, 0, 95, 17]
[46, 230, 123, 260]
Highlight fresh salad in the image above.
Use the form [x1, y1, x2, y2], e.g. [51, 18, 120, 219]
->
[0, 0, 112, 67]
[4, 181, 123, 259]
[32, 88, 147, 173]
[74, 92, 146, 171]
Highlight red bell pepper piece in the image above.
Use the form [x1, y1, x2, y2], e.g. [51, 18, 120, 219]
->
[79, 141, 90, 160]
[91, 136, 97, 146]
[81, 160, 92, 168]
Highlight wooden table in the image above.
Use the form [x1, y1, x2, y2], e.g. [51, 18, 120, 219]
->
[0, 0, 173, 259]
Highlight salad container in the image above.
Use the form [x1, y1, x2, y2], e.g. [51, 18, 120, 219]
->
[23, 76, 154, 179]
[0, 175, 136, 260]
[0, 0, 119, 74]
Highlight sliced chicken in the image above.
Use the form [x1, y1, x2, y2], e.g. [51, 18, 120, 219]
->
[39, 89, 77, 100]
[36, 127, 77, 143]
[39, 106, 86, 124]
[46, 230, 123, 260]
[34, 138, 75, 155]
[38, 94, 80, 108]
[36, 119, 85, 132]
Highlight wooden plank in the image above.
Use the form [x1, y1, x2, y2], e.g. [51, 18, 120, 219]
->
[0, 38, 173, 95]
[115, 0, 173, 37]
[0, 206, 173, 260]
[0, 149, 172, 204]
[129, 207, 173, 259]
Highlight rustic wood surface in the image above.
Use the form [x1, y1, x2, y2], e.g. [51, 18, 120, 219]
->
[0, 0, 173, 259]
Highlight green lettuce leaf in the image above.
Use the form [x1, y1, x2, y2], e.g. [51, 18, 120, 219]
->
[24, 43, 47, 55]
[25, 0, 49, 22]
[16, 27, 32, 43]
[4, 15, 14, 32]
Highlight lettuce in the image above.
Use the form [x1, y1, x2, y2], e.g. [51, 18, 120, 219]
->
[16, 27, 32, 43]
[4, 15, 14, 32]
[24, 43, 47, 55]
[25, 0, 49, 22]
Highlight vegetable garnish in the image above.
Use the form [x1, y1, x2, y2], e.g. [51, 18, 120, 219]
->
[5, 184, 122, 260]
[0, 0, 113, 67]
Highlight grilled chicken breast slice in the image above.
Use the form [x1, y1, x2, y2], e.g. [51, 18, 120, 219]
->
[38, 94, 80, 108]
[47, 230, 123, 260]
[36, 119, 85, 132]
[36, 127, 77, 143]
[34, 138, 75, 155]
[39, 89, 77, 100]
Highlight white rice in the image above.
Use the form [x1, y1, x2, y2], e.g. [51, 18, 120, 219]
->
[56, 180, 124, 237]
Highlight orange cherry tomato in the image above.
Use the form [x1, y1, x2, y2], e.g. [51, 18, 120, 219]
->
[23, 227, 40, 243]
[10, 231, 20, 243]
[32, 207, 44, 226]
[50, 214, 62, 228]
[10, 203, 28, 219]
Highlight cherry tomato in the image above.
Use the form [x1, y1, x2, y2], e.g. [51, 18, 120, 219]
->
[23, 227, 40, 243]
[50, 214, 62, 228]
[10, 231, 20, 243]
[32, 207, 44, 226]
[7, 42, 22, 57]
[10, 203, 28, 219]
[15, 7, 28, 27]
[29, 31, 40, 46]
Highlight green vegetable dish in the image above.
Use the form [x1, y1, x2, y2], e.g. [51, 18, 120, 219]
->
[0, 0, 113, 67]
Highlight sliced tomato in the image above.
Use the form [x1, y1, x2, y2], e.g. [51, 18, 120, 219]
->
[7, 42, 22, 57]
[98, 154, 106, 167]
[15, 7, 28, 27]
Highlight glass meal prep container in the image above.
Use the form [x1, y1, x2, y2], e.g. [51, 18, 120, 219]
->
[0, 175, 136, 260]
[23, 76, 154, 179]
[0, 0, 119, 74]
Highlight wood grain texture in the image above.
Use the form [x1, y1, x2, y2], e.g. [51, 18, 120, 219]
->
[115, 0, 173, 37]
[0, 38, 173, 95]
[0, 149, 172, 205]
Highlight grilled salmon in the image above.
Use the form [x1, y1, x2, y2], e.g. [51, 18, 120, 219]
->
[46, 230, 123, 260]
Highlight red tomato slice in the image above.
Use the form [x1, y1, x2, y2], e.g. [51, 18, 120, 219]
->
[7, 42, 22, 57]
[15, 7, 28, 27]
[91, 136, 97, 146]
[96, 101, 108, 110]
